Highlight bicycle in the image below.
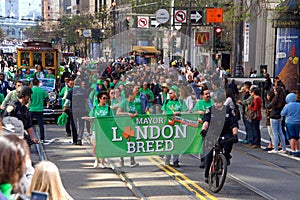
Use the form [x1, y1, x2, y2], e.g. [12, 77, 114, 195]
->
[207, 136, 232, 193]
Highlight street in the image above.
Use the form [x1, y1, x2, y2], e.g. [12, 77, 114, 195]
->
[38, 119, 300, 200]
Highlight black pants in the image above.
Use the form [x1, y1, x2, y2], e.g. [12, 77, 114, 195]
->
[66, 110, 77, 143]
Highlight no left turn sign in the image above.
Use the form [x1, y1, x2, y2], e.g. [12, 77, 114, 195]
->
[174, 10, 187, 23]
[137, 16, 149, 28]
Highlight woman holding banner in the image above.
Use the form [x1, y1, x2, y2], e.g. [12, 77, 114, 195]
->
[89, 91, 113, 168]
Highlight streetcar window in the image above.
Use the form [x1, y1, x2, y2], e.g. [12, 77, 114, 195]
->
[20, 52, 29, 66]
[33, 52, 42, 66]
[45, 52, 54, 67]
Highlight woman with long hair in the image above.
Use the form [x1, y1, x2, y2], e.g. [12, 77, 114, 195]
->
[27, 161, 73, 200]
[0, 134, 29, 199]
[267, 86, 287, 153]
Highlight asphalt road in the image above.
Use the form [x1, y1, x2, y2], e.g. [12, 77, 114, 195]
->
[35, 120, 300, 200]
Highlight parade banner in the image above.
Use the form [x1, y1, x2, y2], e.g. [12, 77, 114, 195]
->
[95, 114, 203, 158]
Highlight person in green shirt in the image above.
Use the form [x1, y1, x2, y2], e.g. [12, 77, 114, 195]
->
[161, 85, 187, 168]
[23, 68, 33, 80]
[193, 87, 214, 123]
[109, 89, 120, 115]
[29, 78, 50, 141]
[59, 78, 74, 136]
[116, 86, 140, 167]
[192, 86, 214, 168]
[7, 66, 16, 82]
[0, 80, 23, 110]
[88, 91, 113, 168]
[46, 68, 56, 79]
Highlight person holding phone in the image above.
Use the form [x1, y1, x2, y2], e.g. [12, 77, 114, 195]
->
[27, 161, 73, 200]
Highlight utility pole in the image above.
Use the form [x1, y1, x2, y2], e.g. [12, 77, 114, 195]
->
[187, 0, 193, 63]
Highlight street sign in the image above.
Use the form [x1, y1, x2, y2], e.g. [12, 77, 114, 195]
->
[151, 17, 161, 27]
[206, 8, 223, 23]
[155, 9, 169, 24]
[191, 10, 203, 24]
[137, 16, 149, 28]
[82, 29, 91, 37]
[174, 10, 187, 23]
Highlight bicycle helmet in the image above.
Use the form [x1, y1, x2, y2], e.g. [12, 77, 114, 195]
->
[212, 90, 226, 103]
[16, 86, 32, 98]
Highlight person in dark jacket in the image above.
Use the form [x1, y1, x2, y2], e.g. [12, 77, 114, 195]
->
[267, 86, 286, 153]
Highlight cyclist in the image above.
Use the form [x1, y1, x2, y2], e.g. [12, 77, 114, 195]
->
[200, 90, 239, 183]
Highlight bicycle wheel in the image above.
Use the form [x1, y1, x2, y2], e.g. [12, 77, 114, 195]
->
[208, 154, 227, 193]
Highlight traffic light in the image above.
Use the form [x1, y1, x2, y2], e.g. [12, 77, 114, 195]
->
[51, 38, 55, 44]
[214, 27, 222, 49]
[124, 16, 134, 29]
[125, 16, 131, 29]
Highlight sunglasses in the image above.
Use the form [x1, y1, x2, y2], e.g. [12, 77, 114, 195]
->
[110, 92, 115, 94]
[102, 97, 108, 100]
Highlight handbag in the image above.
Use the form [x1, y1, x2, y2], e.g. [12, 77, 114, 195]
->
[246, 109, 259, 121]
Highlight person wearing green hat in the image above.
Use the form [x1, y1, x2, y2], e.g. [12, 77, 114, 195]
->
[59, 78, 74, 137]
[161, 85, 188, 167]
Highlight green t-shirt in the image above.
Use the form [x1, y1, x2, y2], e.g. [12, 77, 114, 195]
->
[0, 93, 4, 105]
[59, 86, 71, 108]
[110, 98, 120, 114]
[119, 99, 137, 114]
[134, 94, 143, 114]
[193, 99, 214, 118]
[161, 99, 187, 115]
[89, 104, 113, 117]
[46, 74, 56, 79]
[29, 86, 49, 112]
[139, 88, 154, 100]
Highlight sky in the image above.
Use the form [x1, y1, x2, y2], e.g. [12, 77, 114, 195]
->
[0, 0, 41, 19]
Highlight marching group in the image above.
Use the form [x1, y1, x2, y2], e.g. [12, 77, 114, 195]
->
[1, 56, 300, 199]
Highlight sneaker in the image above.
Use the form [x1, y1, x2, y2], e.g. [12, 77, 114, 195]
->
[263, 147, 273, 151]
[268, 149, 279, 154]
[93, 160, 99, 168]
[77, 139, 82, 145]
[199, 162, 205, 169]
[173, 161, 180, 168]
[279, 150, 287, 154]
[98, 163, 105, 169]
[130, 162, 139, 167]
[165, 161, 170, 166]
[242, 140, 248, 144]
[204, 177, 208, 184]
[67, 133, 71, 137]
[226, 159, 231, 166]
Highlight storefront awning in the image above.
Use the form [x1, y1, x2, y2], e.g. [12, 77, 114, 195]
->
[132, 46, 159, 54]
